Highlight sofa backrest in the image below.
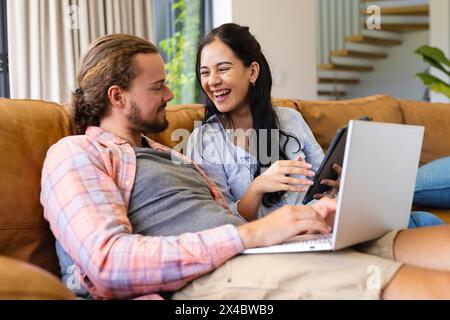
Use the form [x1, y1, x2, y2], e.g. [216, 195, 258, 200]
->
[147, 98, 299, 149]
[152, 94, 449, 165]
[295, 95, 405, 151]
[399, 100, 450, 165]
[294, 95, 450, 165]
[151, 95, 406, 152]
[148, 104, 205, 149]
[0, 98, 73, 275]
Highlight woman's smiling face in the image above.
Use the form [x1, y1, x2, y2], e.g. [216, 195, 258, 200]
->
[199, 38, 257, 114]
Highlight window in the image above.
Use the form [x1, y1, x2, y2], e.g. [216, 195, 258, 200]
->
[153, 0, 212, 104]
[0, 0, 9, 98]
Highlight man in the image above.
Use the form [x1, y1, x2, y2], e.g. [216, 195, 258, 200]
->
[41, 34, 450, 300]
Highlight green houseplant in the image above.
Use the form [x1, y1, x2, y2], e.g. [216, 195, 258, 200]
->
[159, 0, 201, 105]
[415, 45, 450, 99]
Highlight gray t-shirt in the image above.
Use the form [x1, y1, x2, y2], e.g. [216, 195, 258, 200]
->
[128, 147, 245, 236]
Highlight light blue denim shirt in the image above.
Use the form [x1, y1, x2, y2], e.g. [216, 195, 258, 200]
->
[187, 107, 325, 219]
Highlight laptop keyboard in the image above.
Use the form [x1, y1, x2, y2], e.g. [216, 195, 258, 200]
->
[242, 234, 333, 254]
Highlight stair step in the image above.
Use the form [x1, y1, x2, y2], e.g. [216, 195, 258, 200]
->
[318, 90, 346, 97]
[346, 42, 387, 55]
[318, 70, 361, 79]
[318, 83, 347, 91]
[361, 29, 402, 40]
[331, 50, 387, 60]
[361, 0, 429, 6]
[362, 4, 429, 15]
[367, 23, 429, 32]
[346, 35, 402, 46]
[361, 15, 429, 24]
[331, 56, 376, 68]
[319, 63, 374, 72]
[319, 78, 360, 85]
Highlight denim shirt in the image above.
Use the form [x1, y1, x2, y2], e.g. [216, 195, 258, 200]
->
[187, 107, 325, 219]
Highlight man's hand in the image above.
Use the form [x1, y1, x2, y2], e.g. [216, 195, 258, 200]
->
[236, 199, 336, 249]
[314, 163, 342, 200]
[311, 197, 337, 230]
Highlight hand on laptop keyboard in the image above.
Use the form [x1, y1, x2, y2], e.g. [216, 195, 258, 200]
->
[311, 198, 336, 231]
[236, 198, 336, 250]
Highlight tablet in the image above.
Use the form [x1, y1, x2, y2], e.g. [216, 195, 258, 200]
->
[302, 117, 372, 205]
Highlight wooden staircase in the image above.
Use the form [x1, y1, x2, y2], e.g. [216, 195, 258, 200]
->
[319, 63, 374, 72]
[318, 0, 430, 99]
[331, 49, 387, 59]
[362, 4, 428, 15]
[345, 35, 402, 46]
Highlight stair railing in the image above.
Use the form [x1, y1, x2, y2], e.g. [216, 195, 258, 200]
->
[316, 0, 362, 65]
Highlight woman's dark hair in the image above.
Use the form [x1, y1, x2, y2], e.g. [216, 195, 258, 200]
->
[196, 23, 302, 207]
[72, 34, 159, 134]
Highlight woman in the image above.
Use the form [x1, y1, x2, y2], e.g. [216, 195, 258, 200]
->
[187, 23, 443, 228]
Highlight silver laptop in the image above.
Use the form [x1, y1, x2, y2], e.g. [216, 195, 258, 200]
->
[243, 120, 424, 254]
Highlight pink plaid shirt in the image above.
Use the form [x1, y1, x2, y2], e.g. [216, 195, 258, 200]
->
[41, 126, 244, 300]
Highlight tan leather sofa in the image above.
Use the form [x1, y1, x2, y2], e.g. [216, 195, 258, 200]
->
[1, 94, 449, 299]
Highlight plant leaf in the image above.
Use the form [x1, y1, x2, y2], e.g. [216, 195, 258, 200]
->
[416, 45, 450, 68]
[416, 72, 447, 85]
[415, 45, 450, 77]
[429, 83, 450, 99]
[416, 73, 450, 99]
[422, 56, 450, 78]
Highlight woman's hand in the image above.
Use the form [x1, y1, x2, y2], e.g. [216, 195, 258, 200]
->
[314, 163, 342, 200]
[252, 157, 316, 195]
[238, 156, 315, 222]
[237, 201, 335, 249]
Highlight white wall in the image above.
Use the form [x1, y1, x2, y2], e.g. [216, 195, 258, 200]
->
[212, 0, 232, 28]
[430, 0, 450, 103]
[346, 31, 429, 100]
[212, 0, 317, 100]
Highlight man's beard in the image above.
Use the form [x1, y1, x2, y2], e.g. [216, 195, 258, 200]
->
[126, 101, 169, 134]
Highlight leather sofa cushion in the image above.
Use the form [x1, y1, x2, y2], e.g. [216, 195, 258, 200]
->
[149, 104, 205, 149]
[295, 95, 404, 151]
[399, 100, 450, 165]
[0, 255, 73, 299]
[272, 98, 299, 110]
[0, 99, 73, 276]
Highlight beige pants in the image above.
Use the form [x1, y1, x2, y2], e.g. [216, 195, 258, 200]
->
[173, 230, 403, 300]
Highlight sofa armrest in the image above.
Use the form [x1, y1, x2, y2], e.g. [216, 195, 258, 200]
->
[0, 255, 74, 300]
[413, 207, 450, 225]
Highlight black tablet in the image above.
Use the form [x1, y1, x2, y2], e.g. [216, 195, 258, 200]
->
[302, 117, 372, 204]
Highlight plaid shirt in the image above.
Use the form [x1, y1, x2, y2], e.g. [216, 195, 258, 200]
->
[41, 126, 244, 300]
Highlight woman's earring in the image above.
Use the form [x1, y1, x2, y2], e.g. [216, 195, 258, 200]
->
[250, 80, 256, 87]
